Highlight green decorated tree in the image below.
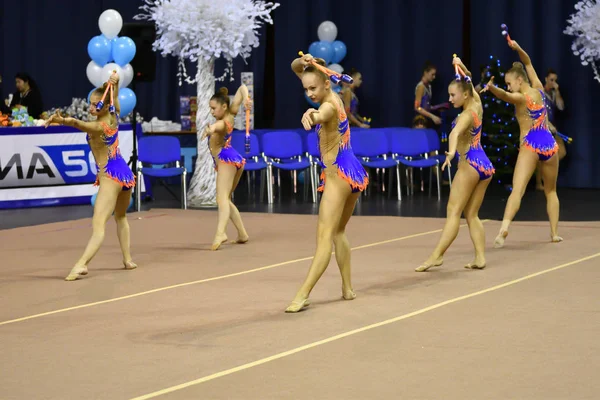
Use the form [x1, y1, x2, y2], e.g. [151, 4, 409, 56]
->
[479, 56, 520, 185]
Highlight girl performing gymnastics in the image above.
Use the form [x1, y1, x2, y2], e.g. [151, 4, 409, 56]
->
[416, 56, 495, 272]
[200, 85, 251, 250]
[285, 53, 369, 313]
[340, 68, 370, 128]
[482, 26, 561, 247]
[45, 72, 137, 281]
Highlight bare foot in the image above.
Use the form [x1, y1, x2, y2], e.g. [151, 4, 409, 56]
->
[494, 230, 508, 248]
[123, 260, 138, 270]
[415, 256, 443, 272]
[211, 233, 228, 251]
[551, 235, 563, 243]
[465, 258, 486, 269]
[285, 298, 311, 313]
[231, 234, 249, 244]
[342, 287, 356, 300]
[65, 264, 88, 281]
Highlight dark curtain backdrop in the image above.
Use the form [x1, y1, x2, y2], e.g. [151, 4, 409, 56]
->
[1, 0, 598, 188]
[470, 0, 600, 188]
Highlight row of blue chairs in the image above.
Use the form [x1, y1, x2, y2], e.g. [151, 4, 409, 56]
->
[230, 127, 452, 203]
[135, 127, 453, 209]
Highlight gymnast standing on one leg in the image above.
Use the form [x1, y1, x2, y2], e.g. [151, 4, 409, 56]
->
[416, 56, 495, 272]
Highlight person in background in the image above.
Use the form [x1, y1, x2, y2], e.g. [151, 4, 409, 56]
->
[535, 68, 566, 190]
[474, 65, 491, 93]
[9, 72, 44, 119]
[340, 68, 370, 128]
[414, 61, 442, 127]
[0, 74, 11, 114]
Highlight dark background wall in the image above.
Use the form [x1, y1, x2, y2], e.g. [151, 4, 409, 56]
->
[1, 0, 598, 188]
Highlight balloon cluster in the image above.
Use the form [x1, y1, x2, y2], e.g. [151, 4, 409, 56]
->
[86, 9, 137, 117]
[305, 21, 347, 106]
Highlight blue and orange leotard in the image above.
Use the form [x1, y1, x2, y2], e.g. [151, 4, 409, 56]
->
[452, 110, 495, 181]
[315, 103, 369, 193]
[521, 90, 558, 161]
[208, 120, 246, 170]
[89, 121, 135, 189]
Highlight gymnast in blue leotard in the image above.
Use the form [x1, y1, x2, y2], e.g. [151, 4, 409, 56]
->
[416, 56, 494, 272]
[482, 39, 561, 247]
[285, 53, 369, 313]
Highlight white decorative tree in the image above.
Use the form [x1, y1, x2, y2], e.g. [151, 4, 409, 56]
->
[564, 0, 600, 83]
[135, 0, 279, 207]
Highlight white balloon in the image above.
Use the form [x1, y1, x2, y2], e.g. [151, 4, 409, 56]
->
[121, 64, 134, 87]
[328, 63, 343, 74]
[317, 21, 337, 42]
[86, 61, 105, 88]
[101, 63, 124, 87]
[98, 9, 123, 40]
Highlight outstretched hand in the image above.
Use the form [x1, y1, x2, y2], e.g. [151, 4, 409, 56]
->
[301, 108, 317, 130]
[441, 151, 455, 171]
[200, 125, 211, 140]
[480, 76, 495, 93]
[45, 110, 64, 128]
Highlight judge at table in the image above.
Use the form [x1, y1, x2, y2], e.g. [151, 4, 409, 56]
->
[9, 72, 44, 119]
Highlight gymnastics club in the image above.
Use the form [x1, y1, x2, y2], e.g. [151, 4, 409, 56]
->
[452, 53, 471, 83]
[96, 70, 116, 112]
[245, 100, 251, 154]
[556, 132, 573, 144]
[298, 51, 354, 85]
[501, 23, 513, 44]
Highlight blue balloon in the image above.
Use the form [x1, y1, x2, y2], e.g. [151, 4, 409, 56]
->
[87, 35, 112, 66]
[118, 88, 137, 117]
[311, 41, 334, 64]
[112, 37, 136, 67]
[308, 41, 321, 57]
[331, 41, 347, 64]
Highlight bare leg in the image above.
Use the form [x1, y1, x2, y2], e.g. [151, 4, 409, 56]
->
[66, 178, 121, 281]
[556, 136, 567, 161]
[285, 174, 349, 312]
[334, 191, 361, 300]
[463, 177, 492, 269]
[114, 188, 137, 270]
[212, 162, 237, 250]
[540, 153, 561, 242]
[535, 162, 544, 190]
[494, 149, 538, 248]
[228, 167, 249, 243]
[416, 165, 479, 272]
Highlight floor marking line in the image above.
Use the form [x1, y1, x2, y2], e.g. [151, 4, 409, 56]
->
[130, 251, 600, 400]
[1, 222, 475, 327]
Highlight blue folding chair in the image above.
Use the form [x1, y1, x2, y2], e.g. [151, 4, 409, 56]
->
[136, 136, 187, 210]
[230, 132, 268, 201]
[390, 128, 441, 200]
[306, 132, 321, 202]
[262, 131, 313, 204]
[423, 128, 452, 186]
[351, 129, 398, 198]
